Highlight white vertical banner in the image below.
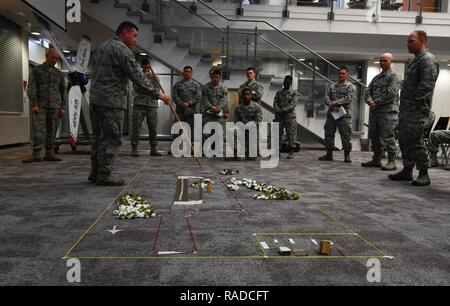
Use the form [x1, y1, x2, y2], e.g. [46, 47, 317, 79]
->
[68, 86, 83, 147]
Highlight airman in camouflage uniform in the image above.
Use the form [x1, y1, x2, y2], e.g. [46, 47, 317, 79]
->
[89, 22, 171, 186]
[201, 70, 230, 156]
[428, 130, 450, 170]
[273, 76, 298, 160]
[319, 67, 356, 163]
[23, 48, 67, 163]
[202, 70, 230, 125]
[389, 30, 439, 186]
[235, 88, 263, 160]
[362, 53, 401, 171]
[238, 67, 264, 105]
[172, 66, 202, 144]
[130, 58, 162, 157]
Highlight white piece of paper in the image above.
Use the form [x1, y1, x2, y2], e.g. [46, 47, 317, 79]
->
[158, 251, 185, 255]
[260, 242, 270, 250]
[311, 239, 318, 246]
[207, 109, 223, 117]
[289, 239, 295, 245]
[331, 106, 347, 120]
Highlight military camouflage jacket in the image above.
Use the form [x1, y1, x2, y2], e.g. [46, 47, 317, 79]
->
[238, 80, 264, 104]
[235, 102, 263, 124]
[325, 81, 356, 118]
[365, 69, 401, 113]
[273, 88, 298, 119]
[201, 83, 230, 114]
[400, 50, 439, 117]
[27, 64, 67, 109]
[90, 37, 160, 109]
[133, 73, 161, 108]
[172, 79, 202, 116]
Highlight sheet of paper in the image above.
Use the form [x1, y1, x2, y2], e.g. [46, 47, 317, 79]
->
[331, 106, 347, 120]
[260, 241, 270, 250]
[207, 109, 223, 117]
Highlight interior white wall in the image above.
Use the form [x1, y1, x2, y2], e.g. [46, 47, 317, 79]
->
[28, 40, 46, 64]
[432, 64, 450, 120]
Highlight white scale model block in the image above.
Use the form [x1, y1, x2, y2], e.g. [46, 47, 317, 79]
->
[174, 176, 204, 206]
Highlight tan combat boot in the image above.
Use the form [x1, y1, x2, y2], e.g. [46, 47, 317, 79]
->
[44, 149, 62, 161]
[412, 170, 431, 186]
[150, 145, 162, 156]
[287, 149, 294, 160]
[131, 145, 139, 157]
[318, 150, 333, 161]
[344, 151, 352, 163]
[382, 153, 397, 171]
[361, 156, 381, 167]
[22, 149, 42, 163]
[388, 167, 413, 181]
[96, 175, 125, 186]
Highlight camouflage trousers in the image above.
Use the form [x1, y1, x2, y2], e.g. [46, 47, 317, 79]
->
[202, 113, 226, 155]
[175, 113, 196, 143]
[130, 105, 158, 147]
[427, 130, 450, 153]
[369, 112, 398, 157]
[31, 108, 60, 150]
[398, 117, 429, 170]
[275, 117, 297, 149]
[90, 105, 124, 178]
[227, 125, 259, 158]
[324, 113, 352, 152]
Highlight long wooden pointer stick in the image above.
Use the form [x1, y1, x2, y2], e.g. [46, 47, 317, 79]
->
[147, 64, 202, 168]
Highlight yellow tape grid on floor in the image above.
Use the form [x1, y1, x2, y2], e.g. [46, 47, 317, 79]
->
[63, 162, 393, 261]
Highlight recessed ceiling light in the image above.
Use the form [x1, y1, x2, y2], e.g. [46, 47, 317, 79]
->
[374, 61, 380, 64]
[140, 52, 148, 56]
[31, 32, 41, 36]
[63, 50, 71, 54]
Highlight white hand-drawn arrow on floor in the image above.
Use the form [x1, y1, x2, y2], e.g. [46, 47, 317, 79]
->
[107, 226, 123, 235]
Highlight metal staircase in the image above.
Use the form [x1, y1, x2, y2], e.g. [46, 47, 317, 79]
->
[81, 0, 214, 82]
